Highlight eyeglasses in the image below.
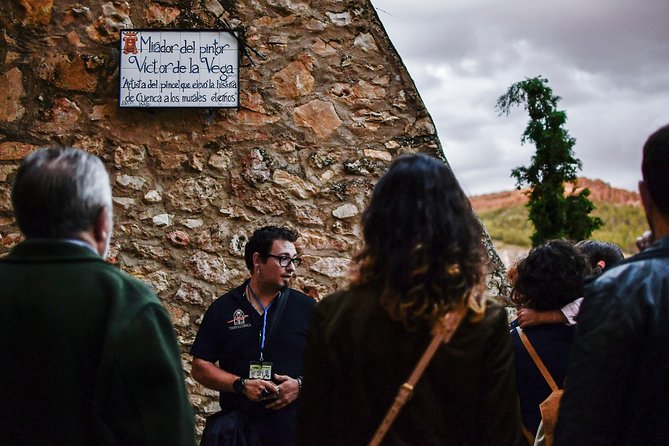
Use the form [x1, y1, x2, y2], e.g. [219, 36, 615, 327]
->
[265, 254, 302, 268]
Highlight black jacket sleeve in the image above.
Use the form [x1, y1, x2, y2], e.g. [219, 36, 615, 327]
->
[554, 274, 641, 446]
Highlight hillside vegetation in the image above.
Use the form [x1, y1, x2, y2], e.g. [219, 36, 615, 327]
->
[478, 203, 646, 253]
[471, 179, 647, 254]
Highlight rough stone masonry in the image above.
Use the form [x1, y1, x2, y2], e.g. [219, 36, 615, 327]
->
[0, 0, 509, 431]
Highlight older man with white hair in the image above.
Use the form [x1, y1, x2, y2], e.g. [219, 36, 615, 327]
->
[0, 147, 196, 445]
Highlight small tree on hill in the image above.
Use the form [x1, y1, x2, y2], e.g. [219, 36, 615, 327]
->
[496, 76, 603, 246]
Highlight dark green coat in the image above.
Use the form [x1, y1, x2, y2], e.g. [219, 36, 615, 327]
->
[0, 240, 196, 445]
[297, 284, 524, 446]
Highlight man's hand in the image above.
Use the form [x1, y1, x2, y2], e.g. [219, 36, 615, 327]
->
[264, 374, 300, 411]
[243, 379, 280, 402]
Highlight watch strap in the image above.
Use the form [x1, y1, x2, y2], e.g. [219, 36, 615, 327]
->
[233, 377, 246, 394]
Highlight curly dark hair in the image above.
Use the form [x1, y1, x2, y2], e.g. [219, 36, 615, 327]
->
[351, 153, 485, 329]
[511, 239, 590, 311]
[244, 226, 299, 272]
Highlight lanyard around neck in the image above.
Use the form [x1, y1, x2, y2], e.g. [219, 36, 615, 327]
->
[248, 284, 274, 362]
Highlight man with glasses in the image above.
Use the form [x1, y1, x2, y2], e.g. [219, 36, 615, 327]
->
[191, 225, 316, 446]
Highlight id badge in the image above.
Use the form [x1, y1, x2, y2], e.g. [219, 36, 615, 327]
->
[249, 361, 273, 380]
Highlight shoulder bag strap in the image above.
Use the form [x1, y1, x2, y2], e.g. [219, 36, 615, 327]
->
[368, 305, 468, 446]
[515, 327, 559, 391]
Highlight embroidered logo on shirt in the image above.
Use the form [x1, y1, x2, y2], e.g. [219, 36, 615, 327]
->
[228, 309, 251, 330]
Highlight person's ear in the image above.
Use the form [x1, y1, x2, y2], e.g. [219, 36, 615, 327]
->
[93, 206, 112, 256]
[639, 180, 656, 236]
[252, 252, 262, 274]
[640, 181, 650, 211]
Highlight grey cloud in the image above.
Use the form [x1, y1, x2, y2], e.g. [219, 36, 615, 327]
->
[373, 0, 669, 193]
[376, 0, 669, 84]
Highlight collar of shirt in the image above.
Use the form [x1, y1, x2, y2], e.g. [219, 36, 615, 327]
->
[61, 238, 99, 255]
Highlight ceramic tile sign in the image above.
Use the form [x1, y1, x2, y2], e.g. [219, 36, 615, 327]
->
[119, 30, 239, 108]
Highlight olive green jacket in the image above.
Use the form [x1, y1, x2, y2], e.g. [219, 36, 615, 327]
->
[0, 240, 196, 445]
[297, 284, 524, 446]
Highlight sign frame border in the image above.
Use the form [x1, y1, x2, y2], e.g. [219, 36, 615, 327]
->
[118, 28, 241, 109]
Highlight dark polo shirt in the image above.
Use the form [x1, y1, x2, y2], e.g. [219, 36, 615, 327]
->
[191, 281, 315, 414]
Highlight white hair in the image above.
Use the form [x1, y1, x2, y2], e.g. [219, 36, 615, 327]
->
[11, 147, 113, 239]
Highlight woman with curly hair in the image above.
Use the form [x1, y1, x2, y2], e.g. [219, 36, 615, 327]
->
[509, 239, 591, 444]
[296, 154, 524, 446]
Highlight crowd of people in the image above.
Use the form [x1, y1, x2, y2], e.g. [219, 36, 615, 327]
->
[1, 122, 668, 446]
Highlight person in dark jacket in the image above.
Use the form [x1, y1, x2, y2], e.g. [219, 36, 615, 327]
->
[296, 154, 524, 446]
[0, 147, 196, 445]
[555, 123, 669, 445]
[508, 239, 590, 443]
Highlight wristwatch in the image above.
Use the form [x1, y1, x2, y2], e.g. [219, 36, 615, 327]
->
[233, 377, 247, 394]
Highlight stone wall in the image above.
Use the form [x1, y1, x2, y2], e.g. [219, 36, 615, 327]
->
[0, 0, 509, 431]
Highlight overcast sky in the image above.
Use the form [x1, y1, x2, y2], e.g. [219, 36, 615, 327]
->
[372, 0, 669, 196]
